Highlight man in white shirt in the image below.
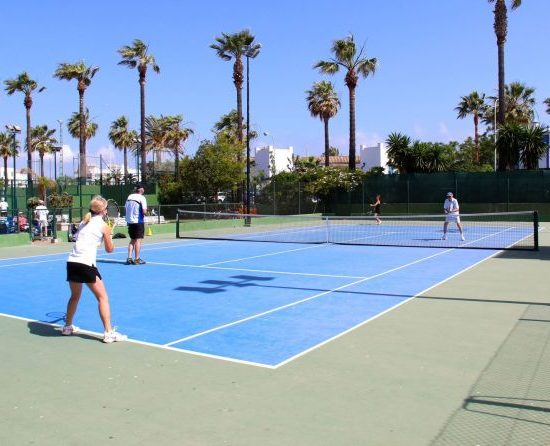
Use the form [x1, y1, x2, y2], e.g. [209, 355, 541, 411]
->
[124, 184, 148, 265]
[442, 192, 465, 242]
[35, 200, 49, 237]
[0, 197, 8, 217]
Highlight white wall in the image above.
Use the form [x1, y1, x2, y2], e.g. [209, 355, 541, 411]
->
[359, 143, 389, 173]
[254, 145, 294, 178]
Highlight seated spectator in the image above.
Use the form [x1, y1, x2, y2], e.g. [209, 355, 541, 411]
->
[16, 212, 28, 231]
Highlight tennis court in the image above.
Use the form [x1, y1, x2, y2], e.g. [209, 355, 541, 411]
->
[0, 213, 549, 445]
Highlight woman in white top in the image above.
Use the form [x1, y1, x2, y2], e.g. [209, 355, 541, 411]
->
[62, 196, 127, 343]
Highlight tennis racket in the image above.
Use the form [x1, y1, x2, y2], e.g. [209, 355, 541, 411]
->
[105, 199, 120, 229]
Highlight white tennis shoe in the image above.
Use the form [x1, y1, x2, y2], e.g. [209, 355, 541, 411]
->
[441, 234, 447, 240]
[103, 329, 127, 343]
[61, 325, 79, 336]
[461, 235, 465, 241]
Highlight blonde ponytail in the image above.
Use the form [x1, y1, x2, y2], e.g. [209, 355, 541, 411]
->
[82, 196, 108, 225]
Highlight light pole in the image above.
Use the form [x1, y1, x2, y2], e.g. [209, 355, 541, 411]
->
[5, 124, 21, 212]
[57, 119, 64, 178]
[493, 98, 498, 171]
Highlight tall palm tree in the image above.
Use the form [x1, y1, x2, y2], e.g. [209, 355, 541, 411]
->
[164, 115, 193, 181]
[315, 34, 377, 170]
[118, 39, 160, 184]
[488, 0, 522, 125]
[109, 116, 137, 180]
[306, 81, 341, 167]
[0, 132, 18, 197]
[30, 125, 57, 177]
[4, 72, 46, 186]
[455, 91, 486, 162]
[210, 30, 261, 147]
[67, 110, 98, 180]
[54, 62, 99, 181]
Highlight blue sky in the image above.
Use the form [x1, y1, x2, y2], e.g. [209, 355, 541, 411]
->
[1, 0, 549, 173]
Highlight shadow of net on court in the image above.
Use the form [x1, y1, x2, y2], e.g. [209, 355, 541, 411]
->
[431, 304, 550, 445]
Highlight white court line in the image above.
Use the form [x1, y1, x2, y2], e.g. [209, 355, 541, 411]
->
[134, 261, 367, 279]
[0, 313, 276, 369]
[273, 246, 507, 368]
[164, 247, 457, 347]
[204, 243, 325, 266]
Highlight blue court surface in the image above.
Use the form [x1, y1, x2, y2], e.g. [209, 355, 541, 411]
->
[0, 237, 506, 368]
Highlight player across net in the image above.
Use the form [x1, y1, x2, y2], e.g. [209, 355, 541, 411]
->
[175, 209, 539, 250]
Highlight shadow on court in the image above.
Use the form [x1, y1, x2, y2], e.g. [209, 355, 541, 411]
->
[26, 321, 101, 342]
[431, 304, 550, 444]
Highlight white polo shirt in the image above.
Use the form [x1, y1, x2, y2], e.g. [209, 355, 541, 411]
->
[125, 193, 147, 224]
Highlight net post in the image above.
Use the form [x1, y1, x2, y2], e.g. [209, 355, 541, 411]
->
[175, 210, 180, 238]
[534, 210, 539, 251]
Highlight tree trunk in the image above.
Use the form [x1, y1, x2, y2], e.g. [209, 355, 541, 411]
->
[40, 153, 44, 177]
[3, 157, 8, 198]
[174, 147, 179, 181]
[26, 106, 32, 187]
[474, 114, 479, 163]
[495, 0, 507, 126]
[78, 89, 87, 183]
[140, 75, 147, 184]
[234, 57, 244, 145]
[324, 117, 330, 167]
[123, 147, 128, 179]
[348, 86, 356, 170]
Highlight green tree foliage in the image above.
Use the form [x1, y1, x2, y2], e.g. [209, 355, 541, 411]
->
[166, 139, 243, 203]
[386, 132, 457, 173]
[497, 123, 547, 170]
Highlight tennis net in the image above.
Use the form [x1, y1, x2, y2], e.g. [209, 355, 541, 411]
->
[176, 210, 539, 250]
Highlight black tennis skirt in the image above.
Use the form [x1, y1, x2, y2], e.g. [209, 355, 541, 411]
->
[66, 262, 102, 283]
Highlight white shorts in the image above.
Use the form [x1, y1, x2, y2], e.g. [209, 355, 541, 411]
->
[445, 214, 460, 223]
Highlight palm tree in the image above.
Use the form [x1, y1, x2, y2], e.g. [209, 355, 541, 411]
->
[0, 132, 18, 197]
[4, 72, 46, 186]
[164, 115, 194, 181]
[504, 81, 535, 125]
[306, 81, 341, 167]
[118, 39, 160, 184]
[67, 110, 98, 180]
[210, 30, 261, 147]
[315, 35, 377, 170]
[30, 125, 57, 177]
[144, 115, 170, 170]
[521, 125, 546, 169]
[544, 98, 550, 115]
[386, 132, 413, 174]
[455, 91, 486, 162]
[54, 62, 99, 181]
[488, 0, 522, 125]
[109, 116, 137, 180]
[496, 123, 523, 170]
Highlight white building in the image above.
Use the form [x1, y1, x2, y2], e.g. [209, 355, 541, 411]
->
[254, 145, 294, 178]
[359, 143, 390, 173]
[0, 167, 29, 187]
[85, 163, 138, 183]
